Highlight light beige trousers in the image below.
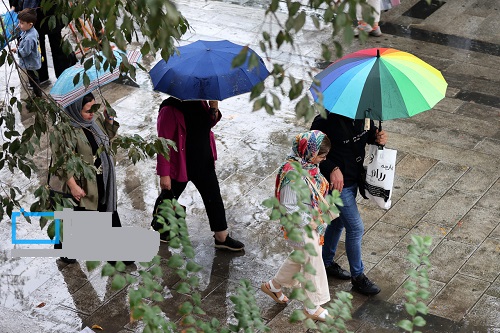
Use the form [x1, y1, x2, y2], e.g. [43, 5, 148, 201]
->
[274, 231, 330, 306]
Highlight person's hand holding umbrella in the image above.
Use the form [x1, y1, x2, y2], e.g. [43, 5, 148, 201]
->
[375, 129, 388, 146]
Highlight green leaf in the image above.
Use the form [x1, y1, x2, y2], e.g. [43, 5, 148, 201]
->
[86, 261, 100, 271]
[111, 274, 126, 290]
[102, 263, 116, 276]
[413, 315, 426, 327]
[176, 282, 191, 294]
[405, 303, 417, 316]
[186, 261, 202, 272]
[290, 250, 305, 264]
[415, 301, 428, 315]
[289, 309, 306, 323]
[232, 46, 248, 68]
[398, 319, 413, 331]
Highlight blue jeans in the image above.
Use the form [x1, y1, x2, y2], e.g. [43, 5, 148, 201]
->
[322, 184, 365, 277]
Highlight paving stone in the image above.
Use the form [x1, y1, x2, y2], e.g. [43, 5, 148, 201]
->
[82, 288, 130, 332]
[367, 254, 413, 299]
[452, 167, 499, 196]
[464, 294, 500, 328]
[358, 203, 387, 231]
[431, 97, 464, 114]
[420, 189, 480, 228]
[388, 221, 450, 259]
[266, 300, 309, 332]
[388, 277, 445, 306]
[447, 207, 500, 246]
[474, 137, 500, 157]
[389, 132, 500, 174]
[476, 178, 500, 211]
[460, 237, 500, 282]
[428, 274, 490, 322]
[486, 276, 500, 298]
[455, 102, 500, 124]
[379, 190, 440, 229]
[413, 161, 469, 196]
[427, 239, 476, 283]
[362, 222, 408, 263]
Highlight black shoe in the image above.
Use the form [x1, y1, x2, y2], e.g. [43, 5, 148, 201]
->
[214, 235, 245, 251]
[325, 262, 351, 280]
[159, 232, 169, 243]
[59, 257, 77, 264]
[351, 273, 381, 295]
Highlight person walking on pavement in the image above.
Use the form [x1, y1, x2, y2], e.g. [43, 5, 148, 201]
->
[261, 130, 332, 321]
[153, 97, 244, 251]
[10, 8, 42, 98]
[11, 0, 76, 83]
[310, 112, 387, 295]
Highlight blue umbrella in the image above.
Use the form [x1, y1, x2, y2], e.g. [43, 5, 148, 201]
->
[149, 40, 269, 101]
[50, 49, 141, 107]
[0, 11, 19, 49]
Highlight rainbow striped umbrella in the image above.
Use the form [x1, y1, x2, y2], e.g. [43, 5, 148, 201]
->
[310, 48, 447, 121]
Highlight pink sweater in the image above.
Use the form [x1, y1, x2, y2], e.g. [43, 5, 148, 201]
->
[156, 102, 218, 182]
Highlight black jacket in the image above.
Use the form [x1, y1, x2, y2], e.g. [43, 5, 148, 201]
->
[310, 112, 377, 187]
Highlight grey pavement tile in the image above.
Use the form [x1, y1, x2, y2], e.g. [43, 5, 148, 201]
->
[418, 125, 484, 150]
[155, 291, 191, 323]
[486, 276, 500, 298]
[447, 207, 500, 246]
[393, 153, 438, 181]
[379, 190, 440, 229]
[476, 178, 500, 211]
[455, 102, 500, 124]
[388, 221, 450, 259]
[419, 188, 480, 228]
[196, 280, 241, 328]
[428, 273, 490, 322]
[30, 304, 86, 333]
[362, 222, 409, 263]
[389, 132, 500, 174]
[60, 273, 124, 316]
[431, 97, 464, 114]
[465, 294, 500, 328]
[390, 174, 417, 206]
[460, 237, 500, 282]
[367, 254, 414, 300]
[265, 299, 309, 333]
[427, 239, 476, 283]
[474, 137, 500, 157]
[82, 288, 131, 332]
[357, 203, 387, 231]
[388, 277, 445, 306]
[492, 223, 500, 241]
[445, 61, 500, 86]
[413, 161, 469, 196]
[452, 167, 499, 196]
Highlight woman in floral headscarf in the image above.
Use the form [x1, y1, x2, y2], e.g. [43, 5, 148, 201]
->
[261, 130, 332, 322]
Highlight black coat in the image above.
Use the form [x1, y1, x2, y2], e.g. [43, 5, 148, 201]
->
[310, 112, 377, 187]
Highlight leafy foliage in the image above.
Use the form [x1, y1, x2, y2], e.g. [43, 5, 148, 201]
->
[0, 0, 440, 332]
[398, 235, 432, 333]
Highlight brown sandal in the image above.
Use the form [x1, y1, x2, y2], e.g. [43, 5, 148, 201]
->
[260, 280, 289, 304]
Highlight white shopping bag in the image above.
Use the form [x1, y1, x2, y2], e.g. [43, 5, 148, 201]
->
[365, 145, 397, 209]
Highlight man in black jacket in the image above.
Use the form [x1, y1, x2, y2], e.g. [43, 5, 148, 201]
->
[311, 112, 387, 295]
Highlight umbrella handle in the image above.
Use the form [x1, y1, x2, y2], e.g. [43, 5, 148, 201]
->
[377, 120, 384, 150]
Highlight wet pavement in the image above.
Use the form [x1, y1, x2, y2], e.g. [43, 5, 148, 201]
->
[1, 0, 499, 332]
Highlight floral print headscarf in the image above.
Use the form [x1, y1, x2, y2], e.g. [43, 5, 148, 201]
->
[275, 130, 329, 209]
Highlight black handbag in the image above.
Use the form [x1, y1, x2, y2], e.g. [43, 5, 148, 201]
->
[151, 189, 185, 232]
